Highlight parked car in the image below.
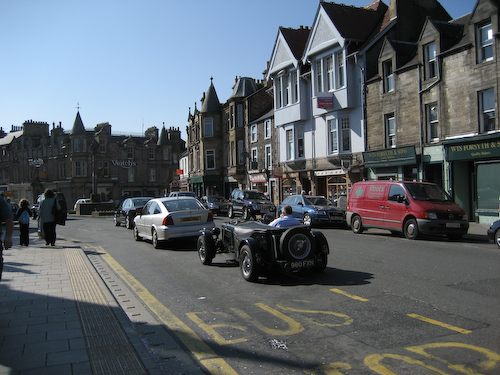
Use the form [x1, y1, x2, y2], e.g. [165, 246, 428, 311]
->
[199, 195, 229, 216]
[73, 198, 91, 210]
[197, 221, 329, 282]
[487, 220, 500, 248]
[279, 195, 346, 226]
[114, 197, 153, 229]
[346, 181, 469, 240]
[134, 197, 215, 248]
[168, 191, 197, 198]
[228, 189, 275, 220]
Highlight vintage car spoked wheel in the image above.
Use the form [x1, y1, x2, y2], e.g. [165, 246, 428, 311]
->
[240, 245, 260, 282]
[302, 213, 312, 226]
[404, 218, 419, 240]
[133, 226, 142, 241]
[198, 235, 216, 265]
[280, 228, 313, 261]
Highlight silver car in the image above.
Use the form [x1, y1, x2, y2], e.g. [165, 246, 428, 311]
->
[133, 197, 215, 248]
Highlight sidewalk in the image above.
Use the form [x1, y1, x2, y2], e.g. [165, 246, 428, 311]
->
[0, 228, 205, 375]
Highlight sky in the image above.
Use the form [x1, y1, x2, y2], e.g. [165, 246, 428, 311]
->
[0, 0, 475, 140]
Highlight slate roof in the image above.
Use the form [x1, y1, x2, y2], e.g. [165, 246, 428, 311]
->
[201, 79, 221, 113]
[157, 126, 169, 146]
[230, 77, 261, 99]
[70, 111, 86, 135]
[280, 26, 310, 60]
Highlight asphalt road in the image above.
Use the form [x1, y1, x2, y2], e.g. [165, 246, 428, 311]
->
[58, 215, 500, 375]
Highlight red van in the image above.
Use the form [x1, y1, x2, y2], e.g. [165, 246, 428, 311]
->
[346, 181, 469, 240]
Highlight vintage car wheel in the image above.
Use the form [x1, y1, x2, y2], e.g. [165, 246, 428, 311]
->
[197, 235, 216, 265]
[114, 216, 120, 226]
[280, 228, 313, 261]
[403, 218, 419, 240]
[133, 226, 142, 241]
[228, 206, 234, 218]
[152, 228, 162, 248]
[351, 215, 364, 234]
[302, 213, 312, 226]
[240, 245, 260, 282]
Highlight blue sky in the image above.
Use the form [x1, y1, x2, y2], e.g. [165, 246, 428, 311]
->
[0, 0, 474, 140]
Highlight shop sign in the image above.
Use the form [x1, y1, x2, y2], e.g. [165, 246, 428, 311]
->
[180, 180, 189, 187]
[111, 160, 137, 168]
[249, 173, 267, 183]
[176, 169, 183, 175]
[446, 140, 500, 161]
[315, 169, 344, 176]
[363, 146, 416, 167]
[317, 92, 334, 109]
[273, 166, 283, 178]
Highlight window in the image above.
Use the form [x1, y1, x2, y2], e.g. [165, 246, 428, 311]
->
[206, 150, 215, 169]
[479, 89, 495, 132]
[291, 71, 298, 103]
[386, 114, 396, 148]
[316, 60, 323, 94]
[335, 51, 345, 88]
[251, 148, 258, 168]
[163, 148, 169, 160]
[251, 124, 257, 142]
[341, 118, 350, 152]
[128, 168, 135, 182]
[284, 74, 290, 106]
[230, 106, 235, 129]
[74, 161, 87, 177]
[127, 147, 134, 159]
[149, 147, 155, 160]
[58, 162, 66, 179]
[238, 140, 244, 165]
[230, 141, 235, 166]
[97, 161, 109, 177]
[328, 119, 338, 154]
[265, 144, 272, 169]
[237, 104, 243, 127]
[265, 119, 271, 139]
[99, 140, 106, 153]
[204, 118, 213, 137]
[383, 59, 394, 92]
[286, 129, 294, 160]
[326, 56, 334, 91]
[477, 22, 493, 63]
[297, 128, 304, 158]
[426, 103, 439, 141]
[424, 42, 437, 80]
[276, 76, 283, 108]
[149, 168, 156, 182]
[73, 138, 86, 153]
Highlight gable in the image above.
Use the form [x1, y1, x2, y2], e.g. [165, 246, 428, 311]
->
[270, 37, 295, 73]
[307, 12, 343, 57]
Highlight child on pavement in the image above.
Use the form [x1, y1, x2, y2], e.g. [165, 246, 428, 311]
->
[15, 199, 32, 246]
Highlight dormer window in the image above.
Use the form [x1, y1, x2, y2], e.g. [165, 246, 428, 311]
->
[477, 21, 493, 63]
[382, 59, 394, 92]
[424, 42, 437, 80]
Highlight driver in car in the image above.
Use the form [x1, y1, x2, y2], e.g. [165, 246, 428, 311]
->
[268, 205, 301, 228]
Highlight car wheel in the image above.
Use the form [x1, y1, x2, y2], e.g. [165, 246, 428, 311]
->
[240, 245, 260, 282]
[126, 215, 132, 229]
[197, 235, 216, 265]
[495, 229, 500, 248]
[152, 229, 161, 249]
[133, 226, 142, 241]
[351, 215, 364, 234]
[228, 206, 234, 218]
[242, 207, 251, 221]
[302, 213, 312, 226]
[114, 216, 120, 226]
[404, 218, 419, 240]
[280, 227, 313, 261]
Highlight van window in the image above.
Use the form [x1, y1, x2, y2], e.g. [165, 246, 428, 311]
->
[404, 183, 452, 202]
[388, 185, 406, 201]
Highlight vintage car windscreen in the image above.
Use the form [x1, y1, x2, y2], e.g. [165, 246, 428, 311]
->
[404, 183, 452, 202]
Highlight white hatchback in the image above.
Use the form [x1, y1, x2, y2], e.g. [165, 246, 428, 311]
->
[133, 197, 215, 248]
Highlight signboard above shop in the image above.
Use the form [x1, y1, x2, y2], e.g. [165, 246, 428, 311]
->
[445, 137, 500, 161]
[363, 146, 416, 167]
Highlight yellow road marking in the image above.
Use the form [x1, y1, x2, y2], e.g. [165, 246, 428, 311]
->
[330, 288, 369, 302]
[96, 248, 239, 375]
[407, 314, 472, 334]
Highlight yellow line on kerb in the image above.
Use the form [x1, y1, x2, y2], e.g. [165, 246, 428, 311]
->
[330, 288, 369, 302]
[407, 314, 472, 334]
[100, 251, 239, 375]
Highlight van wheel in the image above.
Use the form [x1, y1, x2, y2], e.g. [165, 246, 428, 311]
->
[404, 218, 419, 240]
[351, 215, 364, 234]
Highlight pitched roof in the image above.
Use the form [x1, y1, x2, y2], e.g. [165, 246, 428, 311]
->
[280, 26, 310, 60]
[70, 111, 86, 135]
[230, 77, 261, 99]
[157, 126, 169, 146]
[201, 79, 221, 113]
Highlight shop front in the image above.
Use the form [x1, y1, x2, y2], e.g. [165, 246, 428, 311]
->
[444, 134, 500, 224]
[314, 169, 347, 201]
[189, 175, 224, 198]
[363, 146, 418, 181]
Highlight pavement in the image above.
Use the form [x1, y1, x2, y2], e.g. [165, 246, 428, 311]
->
[0, 221, 494, 375]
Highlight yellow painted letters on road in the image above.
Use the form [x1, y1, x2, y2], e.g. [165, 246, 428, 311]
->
[364, 353, 450, 375]
[276, 302, 353, 327]
[186, 312, 248, 345]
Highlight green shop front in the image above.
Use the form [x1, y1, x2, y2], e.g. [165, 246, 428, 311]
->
[363, 146, 419, 181]
[444, 134, 500, 224]
[189, 175, 223, 198]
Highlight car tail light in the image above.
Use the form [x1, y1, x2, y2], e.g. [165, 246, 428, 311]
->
[208, 212, 214, 222]
[163, 215, 174, 226]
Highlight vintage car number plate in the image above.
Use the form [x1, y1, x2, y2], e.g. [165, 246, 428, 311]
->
[288, 259, 315, 269]
[181, 216, 200, 222]
[446, 222, 460, 228]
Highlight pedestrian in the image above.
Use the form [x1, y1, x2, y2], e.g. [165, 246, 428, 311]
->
[268, 204, 301, 228]
[0, 194, 13, 280]
[15, 198, 32, 246]
[38, 189, 61, 246]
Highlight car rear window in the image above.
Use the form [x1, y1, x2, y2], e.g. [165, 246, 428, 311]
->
[162, 199, 204, 212]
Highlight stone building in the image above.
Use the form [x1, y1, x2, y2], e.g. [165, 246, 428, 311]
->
[0, 112, 185, 208]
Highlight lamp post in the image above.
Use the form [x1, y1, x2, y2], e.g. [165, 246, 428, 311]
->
[90, 136, 99, 200]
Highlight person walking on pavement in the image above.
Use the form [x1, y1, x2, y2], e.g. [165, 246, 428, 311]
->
[0, 194, 14, 280]
[268, 204, 301, 227]
[38, 189, 61, 246]
[15, 198, 32, 246]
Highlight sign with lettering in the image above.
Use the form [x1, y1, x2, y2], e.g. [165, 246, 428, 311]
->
[446, 140, 500, 161]
[363, 146, 416, 167]
[111, 160, 137, 168]
[317, 92, 334, 109]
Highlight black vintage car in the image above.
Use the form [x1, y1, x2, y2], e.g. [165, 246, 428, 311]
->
[197, 221, 330, 282]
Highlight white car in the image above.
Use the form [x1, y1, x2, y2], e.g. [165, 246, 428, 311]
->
[133, 197, 215, 248]
[73, 198, 90, 210]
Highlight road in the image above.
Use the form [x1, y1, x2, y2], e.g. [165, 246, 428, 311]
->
[58, 215, 500, 375]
